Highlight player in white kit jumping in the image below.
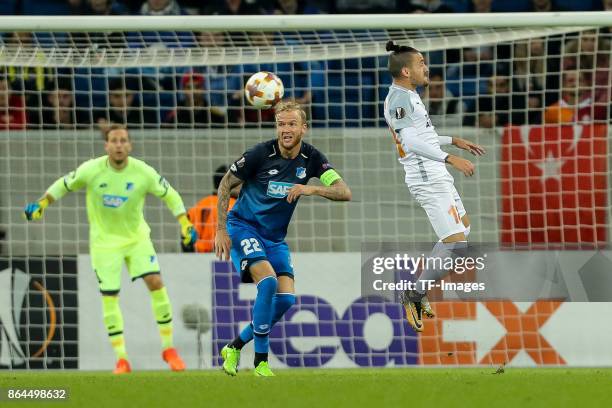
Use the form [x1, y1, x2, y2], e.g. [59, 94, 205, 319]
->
[383, 41, 486, 332]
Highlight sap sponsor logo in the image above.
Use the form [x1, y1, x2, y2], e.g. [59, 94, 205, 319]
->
[102, 194, 128, 208]
[296, 167, 306, 179]
[268, 169, 279, 176]
[126, 182, 134, 191]
[150, 255, 156, 263]
[267, 181, 294, 198]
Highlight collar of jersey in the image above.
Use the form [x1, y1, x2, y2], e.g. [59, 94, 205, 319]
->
[275, 139, 304, 161]
[105, 156, 131, 173]
[390, 83, 417, 95]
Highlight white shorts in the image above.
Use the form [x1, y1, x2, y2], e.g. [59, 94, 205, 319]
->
[408, 180, 467, 240]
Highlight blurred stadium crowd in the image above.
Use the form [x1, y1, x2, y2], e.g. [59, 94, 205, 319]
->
[0, 0, 610, 130]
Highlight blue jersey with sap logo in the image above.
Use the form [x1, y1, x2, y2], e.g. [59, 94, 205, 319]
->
[228, 139, 334, 242]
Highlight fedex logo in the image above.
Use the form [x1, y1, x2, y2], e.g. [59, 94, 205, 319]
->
[211, 261, 566, 367]
[267, 181, 294, 199]
[212, 261, 418, 367]
[102, 194, 128, 208]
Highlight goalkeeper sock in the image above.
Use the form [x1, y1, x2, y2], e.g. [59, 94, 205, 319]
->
[233, 293, 296, 348]
[102, 295, 128, 360]
[150, 287, 174, 350]
[252, 276, 277, 356]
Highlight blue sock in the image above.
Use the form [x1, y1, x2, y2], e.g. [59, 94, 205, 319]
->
[252, 276, 277, 354]
[238, 293, 296, 344]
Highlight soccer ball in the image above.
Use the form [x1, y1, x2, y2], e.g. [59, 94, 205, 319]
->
[244, 71, 284, 109]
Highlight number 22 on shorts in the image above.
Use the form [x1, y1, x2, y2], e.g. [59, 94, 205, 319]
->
[241, 238, 262, 255]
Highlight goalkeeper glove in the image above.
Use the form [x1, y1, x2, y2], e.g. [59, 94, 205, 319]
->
[179, 215, 197, 248]
[24, 197, 49, 221]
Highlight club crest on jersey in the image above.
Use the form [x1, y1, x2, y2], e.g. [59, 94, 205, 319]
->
[126, 182, 134, 191]
[296, 167, 306, 179]
[395, 107, 406, 119]
[102, 194, 128, 208]
[267, 181, 294, 198]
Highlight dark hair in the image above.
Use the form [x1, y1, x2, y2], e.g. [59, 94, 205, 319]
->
[213, 165, 228, 190]
[46, 77, 73, 92]
[386, 40, 420, 78]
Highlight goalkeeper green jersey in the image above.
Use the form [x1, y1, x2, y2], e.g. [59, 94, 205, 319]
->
[47, 156, 186, 250]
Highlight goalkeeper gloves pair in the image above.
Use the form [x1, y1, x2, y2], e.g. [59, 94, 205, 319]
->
[24, 197, 49, 221]
[179, 214, 198, 248]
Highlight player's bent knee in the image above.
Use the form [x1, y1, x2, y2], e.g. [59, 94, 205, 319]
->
[277, 275, 295, 294]
[141, 272, 164, 291]
[249, 260, 276, 283]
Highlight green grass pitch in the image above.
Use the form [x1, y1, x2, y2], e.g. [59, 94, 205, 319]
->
[1, 368, 611, 407]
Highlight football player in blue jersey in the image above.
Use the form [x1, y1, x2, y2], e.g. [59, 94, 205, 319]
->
[214, 101, 352, 376]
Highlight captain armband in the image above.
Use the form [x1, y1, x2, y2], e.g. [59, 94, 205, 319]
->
[320, 169, 342, 187]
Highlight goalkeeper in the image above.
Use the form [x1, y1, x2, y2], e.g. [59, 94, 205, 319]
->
[23, 124, 197, 374]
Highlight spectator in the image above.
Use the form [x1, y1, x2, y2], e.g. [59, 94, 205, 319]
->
[201, 0, 269, 15]
[3, 32, 53, 121]
[165, 72, 211, 128]
[464, 75, 512, 128]
[544, 70, 605, 123]
[531, 0, 557, 11]
[422, 71, 465, 128]
[183, 165, 238, 253]
[563, 31, 610, 116]
[38, 78, 89, 129]
[139, 0, 183, 15]
[399, 0, 455, 13]
[70, 0, 127, 14]
[193, 31, 242, 125]
[0, 74, 27, 131]
[273, 0, 321, 14]
[334, 0, 396, 13]
[470, 0, 492, 12]
[512, 40, 548, 124]
[95, 77, 157, 129]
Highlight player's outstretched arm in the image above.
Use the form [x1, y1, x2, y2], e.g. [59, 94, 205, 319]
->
[214, 171, 244, 260]
[24, 163, 90, 221]
[286, 179, 352, 203]
[23, 193, 55, 221]
[450, 137, 486, 156]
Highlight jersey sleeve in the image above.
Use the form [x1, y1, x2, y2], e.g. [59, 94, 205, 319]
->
[144, 164, 187, 217]
[229, 144, 266, 180]
[310, 148, 342, 186]
[387, 92, 415, 132]
[46, 159, 95, 201]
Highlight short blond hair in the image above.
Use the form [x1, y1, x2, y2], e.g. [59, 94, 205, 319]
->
[275, 100, 307, 125]
[103, 123, 130, 141]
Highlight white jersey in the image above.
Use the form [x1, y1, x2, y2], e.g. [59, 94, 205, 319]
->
[384, 84, 453, 185]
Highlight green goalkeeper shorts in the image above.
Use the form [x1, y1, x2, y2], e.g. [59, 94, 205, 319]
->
[91, 239, 160, 293]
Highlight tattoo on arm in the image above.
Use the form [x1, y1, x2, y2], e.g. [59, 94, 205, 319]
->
[217, 172, 243, 230]
[315, 179, 352, 201]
